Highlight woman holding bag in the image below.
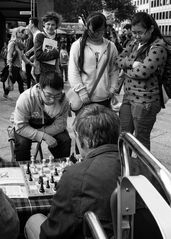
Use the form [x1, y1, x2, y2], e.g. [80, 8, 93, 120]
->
[3, 26, 34, 99]
[68, 12, 119, 113]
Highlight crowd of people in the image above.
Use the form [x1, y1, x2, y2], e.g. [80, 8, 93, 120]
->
[0, 9, 169, 239]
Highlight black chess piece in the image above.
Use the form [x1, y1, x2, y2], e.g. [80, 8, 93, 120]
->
[50, 174, 54, 183]
[54, 168, 58, 176]
[39, 181, 45, 193]
[46, 180, 50, 189]
[70, 153, 77, 164]
[53, 181, 58, 191]
[29, 173, 33, 181]
[38, 176, 43, 184]
[26, 162, 31, 174]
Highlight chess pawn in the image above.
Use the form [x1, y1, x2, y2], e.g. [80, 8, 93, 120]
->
[38, 176, 43, 184]
[39, 181, 45, 193]
[46, 179, 50, 189]
[48, 155, 53, 169]
[30, 155, 35, 168]
[50, 174, 54, 183]
[40, 165, 45, 177]
[42, 158, 46, 167]
[54, 168, 58, 176]
[26, 162, 31, 174]
[29, 173, 33, 181]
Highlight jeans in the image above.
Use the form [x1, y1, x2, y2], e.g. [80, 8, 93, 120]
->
[119, 100, 161, 150]
[60, 64, 68, 81]
[14, 130, 71, 161]
[11, 66, 24, 94]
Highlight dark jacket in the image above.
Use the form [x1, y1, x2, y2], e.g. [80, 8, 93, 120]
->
[34, 32, 60, 73]
[40, 144, 121, 239]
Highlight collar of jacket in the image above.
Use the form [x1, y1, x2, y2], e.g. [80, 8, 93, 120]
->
[86, 144, 118, 159]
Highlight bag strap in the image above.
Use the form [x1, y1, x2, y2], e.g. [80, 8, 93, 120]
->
[89, 42, 111, 98]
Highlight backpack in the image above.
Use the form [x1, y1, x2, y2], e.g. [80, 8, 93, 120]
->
[157, 43, 171, 108]
[0, 45, 7, 60]
[60, 50, 69, 64]
[161, 44, 171, 99]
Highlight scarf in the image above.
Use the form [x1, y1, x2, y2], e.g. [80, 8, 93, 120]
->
[43, 28, 56, 39]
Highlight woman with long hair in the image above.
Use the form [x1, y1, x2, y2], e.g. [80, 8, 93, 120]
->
[68, 11, 119, 112]
[3, 26, 34, 99]
[116, 12, 168, 150]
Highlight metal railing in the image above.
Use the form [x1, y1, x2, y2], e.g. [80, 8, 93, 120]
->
[118, 132, 171, 205]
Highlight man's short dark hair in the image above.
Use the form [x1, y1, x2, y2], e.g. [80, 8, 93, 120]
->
[29, 17, 39, 28]
[39, 71, 64, 90]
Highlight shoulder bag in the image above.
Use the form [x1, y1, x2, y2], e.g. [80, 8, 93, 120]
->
[67, 42, 111, 111]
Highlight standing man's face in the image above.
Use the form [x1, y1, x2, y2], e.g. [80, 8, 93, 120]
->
[44, 20, 57, 35]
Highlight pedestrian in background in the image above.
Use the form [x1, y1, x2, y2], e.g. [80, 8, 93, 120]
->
[2, 26, 34, 99]
[34, 11, 62, 82]
[116, 12, 167, 150]
[59, 43, 69, 82]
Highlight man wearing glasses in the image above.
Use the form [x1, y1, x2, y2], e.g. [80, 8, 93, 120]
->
[13, 71, 71, 161]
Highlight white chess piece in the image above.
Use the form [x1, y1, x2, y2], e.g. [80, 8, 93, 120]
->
[42, 158, 46, 167]
[48, 155, 53, 169]
[30, 155, 35, 168]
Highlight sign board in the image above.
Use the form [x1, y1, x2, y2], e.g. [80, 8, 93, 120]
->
[20, 11, 31, 15]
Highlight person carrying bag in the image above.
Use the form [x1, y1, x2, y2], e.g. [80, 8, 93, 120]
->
[67, 42, 111, 112]
[68, 12, 119, 114]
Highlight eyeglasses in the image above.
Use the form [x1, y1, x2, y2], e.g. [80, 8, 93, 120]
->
[42, 89, 63, 100]
[132, 30, 147, 36]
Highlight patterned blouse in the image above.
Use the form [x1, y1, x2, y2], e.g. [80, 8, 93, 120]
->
[116, 38, 167, 103]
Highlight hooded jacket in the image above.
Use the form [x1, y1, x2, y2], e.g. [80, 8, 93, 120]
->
[14, 84, 69, 142]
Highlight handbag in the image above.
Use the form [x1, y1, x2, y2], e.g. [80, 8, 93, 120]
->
[67, 43, 111, 111]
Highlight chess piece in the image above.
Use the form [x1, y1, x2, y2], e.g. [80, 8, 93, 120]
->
[69, 153, 77, 164]
[46, 179, 50, 189]
[30, 155, 35, 168]
[48, 155, 53, 170]
[39, 181, 45, 193]
[40, 165, 45, 177]
[26, 162, 31, 174]
[29, 173, 33, 181]
[42, 158, 46, 167]
[38, 176, 43, 184]
[50, 174, 54, 183]
[54, 168, 58, 176]
[53, 181, 58, 191]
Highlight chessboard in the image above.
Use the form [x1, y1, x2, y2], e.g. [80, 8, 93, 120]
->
[20, 154, 80, 199]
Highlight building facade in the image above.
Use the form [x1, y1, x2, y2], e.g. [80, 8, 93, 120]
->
[132, 0, 171, 35]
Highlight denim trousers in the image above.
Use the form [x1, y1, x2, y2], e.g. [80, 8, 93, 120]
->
[119, 100, 161, 150]
[14, 130, 71, 161]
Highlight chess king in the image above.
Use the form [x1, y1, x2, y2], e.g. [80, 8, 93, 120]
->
[13, 71, 71, 161]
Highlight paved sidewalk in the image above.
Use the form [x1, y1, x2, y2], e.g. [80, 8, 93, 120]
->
[0, 57, 171, 170]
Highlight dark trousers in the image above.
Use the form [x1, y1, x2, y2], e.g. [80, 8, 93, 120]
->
[26, 64, 35, 89]
[61, 64, 68, 81]
[14, 130, 71, 161]
[2, 66, 24, 95]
